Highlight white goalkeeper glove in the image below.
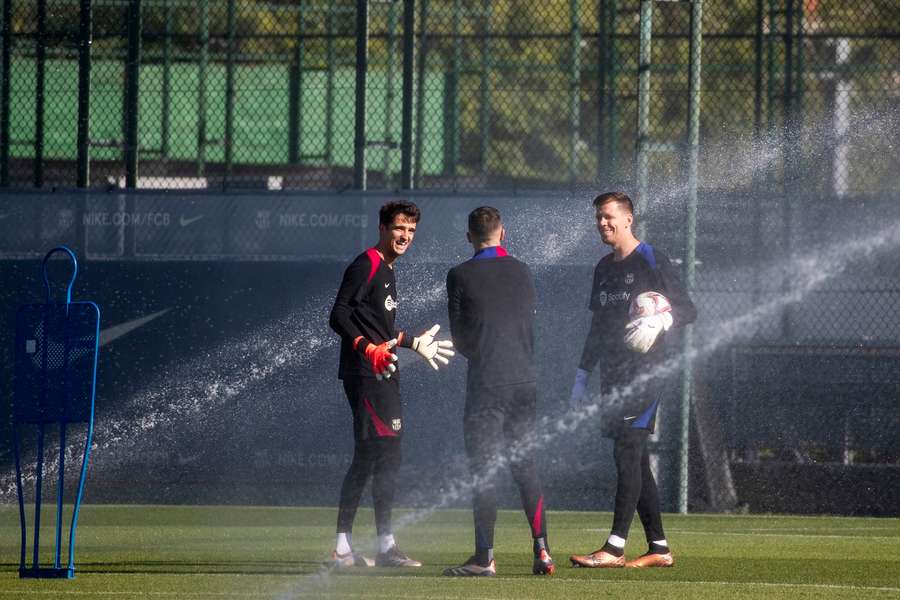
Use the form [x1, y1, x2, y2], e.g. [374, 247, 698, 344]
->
[410, 324, 455, 370]
[623, 312, 673, 353]
[570, 368, 590, 406]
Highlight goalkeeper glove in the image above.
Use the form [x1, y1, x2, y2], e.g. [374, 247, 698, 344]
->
[355, 337, 398, 380]
[410, 324, 455, 370]
[623, 312, 673, 353]
[570, 368, 590, 406]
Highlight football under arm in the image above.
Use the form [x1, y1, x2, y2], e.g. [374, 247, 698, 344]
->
[658, 258, 698, 328]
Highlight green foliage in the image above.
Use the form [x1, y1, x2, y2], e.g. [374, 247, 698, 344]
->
[1, 0, 896, 191]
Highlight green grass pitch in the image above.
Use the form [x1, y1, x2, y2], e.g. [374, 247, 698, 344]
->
[1, 505, 898, 599]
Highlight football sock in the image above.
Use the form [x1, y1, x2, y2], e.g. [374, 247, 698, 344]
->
[378, 533, 396, 553]
[474, 548, 494, 567]
[533, 536, 549, 556]
[649, 539, 669, 554]
[602, 534, 626, 557]
[335, 532, 352, 555]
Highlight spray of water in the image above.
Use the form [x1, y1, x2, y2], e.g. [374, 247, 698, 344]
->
[4, 107, 894, 595]
[275, 218, 900, 599]
[1, 293, 338, 501]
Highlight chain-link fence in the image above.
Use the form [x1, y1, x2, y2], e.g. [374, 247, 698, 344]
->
[0, 0, 897, 193]
[0, 0, 898, 511]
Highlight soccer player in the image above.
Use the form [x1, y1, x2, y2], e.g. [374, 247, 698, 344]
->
[568, 192, 696, 569]
[328, 200, 455, 568]
[442, 206, 554, 577]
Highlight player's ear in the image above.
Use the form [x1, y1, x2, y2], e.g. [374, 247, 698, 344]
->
[466, 231, 472, 244]
[499, 227, 506, 242]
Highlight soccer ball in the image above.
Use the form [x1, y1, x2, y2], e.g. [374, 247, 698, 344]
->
[629, 291, 672, 320]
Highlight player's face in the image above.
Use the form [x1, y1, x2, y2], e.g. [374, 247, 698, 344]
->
[596, 201, 632, 246]
[380, 214, 417, 259]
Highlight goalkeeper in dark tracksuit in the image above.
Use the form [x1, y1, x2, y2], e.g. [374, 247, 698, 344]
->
[569, 192, 696, 569]
[443, 206, 555, 577]
[327, 200, 454, 569]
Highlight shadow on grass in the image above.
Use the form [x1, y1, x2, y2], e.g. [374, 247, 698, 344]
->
[0, 560, 329, 576]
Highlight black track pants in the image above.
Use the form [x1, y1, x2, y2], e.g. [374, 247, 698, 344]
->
[465, 383, 547, 550]
[609, 426, 666, 543]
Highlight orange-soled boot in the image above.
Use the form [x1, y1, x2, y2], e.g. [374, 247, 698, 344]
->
[569, 549, 625, 568]
[625, 551, 674, 568]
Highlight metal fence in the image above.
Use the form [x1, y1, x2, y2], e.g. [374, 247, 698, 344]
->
[1, 0, 898, 513]
[0, 0, 897, 193]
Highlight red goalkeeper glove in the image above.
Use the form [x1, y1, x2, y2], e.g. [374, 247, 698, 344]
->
[354, 337, 398, 380]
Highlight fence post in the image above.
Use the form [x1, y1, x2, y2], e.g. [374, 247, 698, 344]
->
[382, 0, 399, 185]
[442, 0, 461, 180]
[161, 0, 171, 158]
[569, 0, 581, 184]
[197, 0, 209, 178]
[753, 0, 763, 142]
[400, 0, 415, 188]
[0, 0, 9, 187]
[679, 0, 703, 516]
[607, 0, 620, 179]
[325, 5, 336, 165]
[596, 0, 608, 181]
[35, 0, 47, 187]
[413, 0, 428, 188]
[124, 0, 142, 189]
[76, 0, 92, 188]
[288, 2, 306, 164]
[478, 2, 492, 175]
[224, 0, 236, 185]
[781, 0, 795, 341]
[751, 0, 764, 307]
[353, 0, 368, 190]
[634, 0, 652, 235]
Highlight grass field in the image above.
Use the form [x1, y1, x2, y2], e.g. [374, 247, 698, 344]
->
[1, 505, 899, 599]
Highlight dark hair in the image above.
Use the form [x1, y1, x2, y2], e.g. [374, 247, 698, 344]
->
[467, 206, 503, 241]
[592, 191, 634, 215]
[379, 200, 421, 226]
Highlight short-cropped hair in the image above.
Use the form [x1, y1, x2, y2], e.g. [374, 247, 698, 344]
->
[468, 206, 502, 241]
[592, 191, 634, 215]
[379, 200, 421, 226]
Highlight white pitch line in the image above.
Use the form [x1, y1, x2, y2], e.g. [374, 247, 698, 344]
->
[0, 593, 515, 600]
[584, 528, 900, 540]
[2, 579, 899, 598]
[328, 578, 900, 595]
[717, 526, 898, 532]
[665, 530, 900, 541]
[282, 578, 900, 598]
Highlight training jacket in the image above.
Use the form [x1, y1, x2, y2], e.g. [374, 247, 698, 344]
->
[579, 242, 697, 384]
[330, 248, 411, 380]
[447, 246, 536, 390]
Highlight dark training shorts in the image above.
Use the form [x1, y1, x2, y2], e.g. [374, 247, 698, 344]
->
[601, 398, 660, 438]
[343, 376, 403, 442]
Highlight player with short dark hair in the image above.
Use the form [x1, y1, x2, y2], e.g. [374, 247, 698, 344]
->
[328, 200, 455, 568]
[443, 206, 555, 577]
[569, 192, 696, 569]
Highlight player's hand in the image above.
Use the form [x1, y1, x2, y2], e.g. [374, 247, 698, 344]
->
[570, 368, 590, 406]
[362, 339, 398, 380]
[623, 313, 673, 353]
[411, 324, 455, 370]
